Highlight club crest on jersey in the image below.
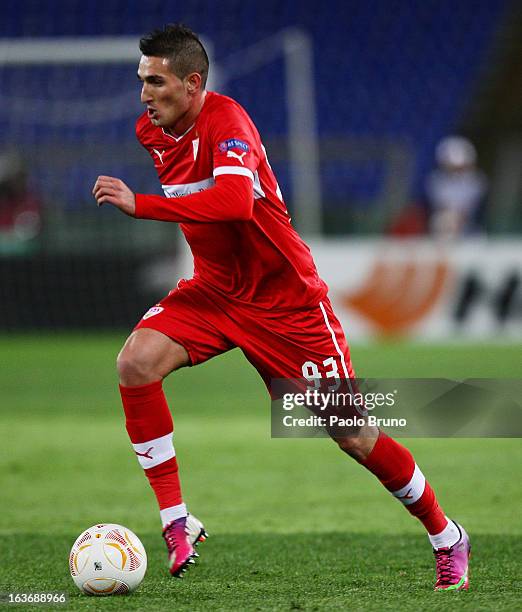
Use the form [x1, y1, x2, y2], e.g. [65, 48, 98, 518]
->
[218, 138, 250, 153]
[143, 306, 164, 320]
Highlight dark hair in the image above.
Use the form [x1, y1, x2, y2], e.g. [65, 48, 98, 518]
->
[139, 24, 209, 88]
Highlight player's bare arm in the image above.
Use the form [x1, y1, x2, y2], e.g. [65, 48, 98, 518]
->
[92, 175, 136, 216]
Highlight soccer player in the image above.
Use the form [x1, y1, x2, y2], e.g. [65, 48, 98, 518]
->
[93, 24, 470, 590]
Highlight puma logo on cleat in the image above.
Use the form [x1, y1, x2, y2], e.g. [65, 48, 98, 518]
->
[227, 150, 247, 165]
[135, 446, 154, 460]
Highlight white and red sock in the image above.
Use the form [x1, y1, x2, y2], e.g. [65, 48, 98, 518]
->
[359, 431, 448, 536]
[120, 380, 186, 527]
[428, 518, 460, 549]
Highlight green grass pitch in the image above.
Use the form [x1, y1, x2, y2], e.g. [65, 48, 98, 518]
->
[1, 335, 521, 610]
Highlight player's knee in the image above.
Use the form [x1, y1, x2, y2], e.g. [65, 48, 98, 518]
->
[333, 426, 378, 461]
[116, 346, 157, 386]
[334, 435, 367, 461]
[117, 329, 190, 386]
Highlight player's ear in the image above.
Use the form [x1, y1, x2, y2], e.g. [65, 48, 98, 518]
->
[186, 72, 202, 94]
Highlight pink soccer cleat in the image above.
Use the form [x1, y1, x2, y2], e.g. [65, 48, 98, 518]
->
[162, 516, 197, 578]
[186, 513, 208, 547]
[433, 521, 471, 591]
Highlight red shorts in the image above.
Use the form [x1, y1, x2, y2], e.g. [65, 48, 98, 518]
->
[135, 279, 355, 393]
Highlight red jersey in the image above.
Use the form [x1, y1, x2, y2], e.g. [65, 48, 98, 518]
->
[135, 91, 327, 310]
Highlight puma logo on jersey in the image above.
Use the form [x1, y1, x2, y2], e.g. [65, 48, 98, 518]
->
[227, 150, 247, 165]
[152, 149, 166, 165]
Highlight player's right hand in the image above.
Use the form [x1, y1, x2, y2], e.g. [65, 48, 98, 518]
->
[92, 175, 136, 217]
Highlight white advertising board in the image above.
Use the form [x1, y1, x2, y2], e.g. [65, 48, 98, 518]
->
[308, 238, 522, 341]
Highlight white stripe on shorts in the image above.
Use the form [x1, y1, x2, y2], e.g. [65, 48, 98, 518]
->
[319, 301, 349, 379]
[318, 300, 365, 415]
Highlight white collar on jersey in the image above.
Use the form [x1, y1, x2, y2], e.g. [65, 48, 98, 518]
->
[162, 123, 195, 142]
[161, 91, 207, 142]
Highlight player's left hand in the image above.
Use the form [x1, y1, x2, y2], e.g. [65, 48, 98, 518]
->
[92, 176, 136, 216]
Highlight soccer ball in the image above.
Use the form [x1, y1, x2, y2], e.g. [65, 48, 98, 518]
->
[69, 524, 147, 596]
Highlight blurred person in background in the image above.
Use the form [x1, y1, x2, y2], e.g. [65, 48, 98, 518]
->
[0, 152, 42, 254]
[426, 136, 488, 239]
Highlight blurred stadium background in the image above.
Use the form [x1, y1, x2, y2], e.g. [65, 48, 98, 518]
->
[1, 0, 521, 337]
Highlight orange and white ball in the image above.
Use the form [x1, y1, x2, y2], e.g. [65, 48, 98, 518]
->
[69, 524, 147, 595]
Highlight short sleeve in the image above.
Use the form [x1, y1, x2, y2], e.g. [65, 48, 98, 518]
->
[209, 101, 260, 182]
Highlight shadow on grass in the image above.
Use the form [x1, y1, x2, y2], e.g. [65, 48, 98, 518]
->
[1, 533, 520, 611]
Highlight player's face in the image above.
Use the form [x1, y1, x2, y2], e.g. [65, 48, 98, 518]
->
[138, 55, 191, 130]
